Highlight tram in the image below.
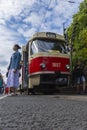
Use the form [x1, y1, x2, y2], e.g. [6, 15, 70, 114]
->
[21, 32, 71, 94]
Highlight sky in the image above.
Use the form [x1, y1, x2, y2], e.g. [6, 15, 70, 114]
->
[0, 0, 83, 78]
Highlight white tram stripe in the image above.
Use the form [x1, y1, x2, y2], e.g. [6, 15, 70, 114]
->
[28, 71, 70, 77]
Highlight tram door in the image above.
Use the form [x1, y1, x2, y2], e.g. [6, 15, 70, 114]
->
[22, 46, 28, 90]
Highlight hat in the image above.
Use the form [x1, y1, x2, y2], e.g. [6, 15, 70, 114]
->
[14, 44, 21, 49]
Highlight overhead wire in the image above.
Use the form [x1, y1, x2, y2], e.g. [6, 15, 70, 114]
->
[61, 0, 80, 4]
[38, 0, 81, 32]
[38, 0, 51, 32]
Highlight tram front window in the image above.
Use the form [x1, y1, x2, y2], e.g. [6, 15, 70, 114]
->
[30, 39, 66, 55]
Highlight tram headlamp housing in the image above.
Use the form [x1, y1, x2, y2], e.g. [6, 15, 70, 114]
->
[40, 63, 46, 69]
[66, 64, 70, 70]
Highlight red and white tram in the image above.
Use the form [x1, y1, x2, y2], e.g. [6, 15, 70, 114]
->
[21, 32, 70, 94]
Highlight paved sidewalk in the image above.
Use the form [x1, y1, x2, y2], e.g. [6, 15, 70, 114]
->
[0, 95, 87, 130]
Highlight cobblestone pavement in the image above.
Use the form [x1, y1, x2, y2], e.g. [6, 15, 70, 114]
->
[0, 95, 87, 130]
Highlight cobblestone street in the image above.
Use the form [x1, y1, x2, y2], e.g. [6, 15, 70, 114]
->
[0, 95, 87, 130]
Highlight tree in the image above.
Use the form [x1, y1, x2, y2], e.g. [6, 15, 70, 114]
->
[67, 0, 87, 64]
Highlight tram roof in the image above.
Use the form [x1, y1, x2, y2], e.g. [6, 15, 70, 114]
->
[29, 32, 65, 42]
[23, 32, 65, 51]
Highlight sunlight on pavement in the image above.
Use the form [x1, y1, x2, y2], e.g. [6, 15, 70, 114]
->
[0, 94, 11, 100]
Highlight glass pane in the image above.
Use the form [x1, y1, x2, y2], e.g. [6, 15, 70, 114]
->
[30, 39, 67, 55]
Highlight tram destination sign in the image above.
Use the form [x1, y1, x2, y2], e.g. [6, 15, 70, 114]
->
[46, 32, 56, 38]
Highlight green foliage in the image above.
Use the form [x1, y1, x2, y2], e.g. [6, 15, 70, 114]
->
[67, 0, 87, 65]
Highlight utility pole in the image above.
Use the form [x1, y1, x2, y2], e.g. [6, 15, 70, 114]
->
[84, 0, 87, 8]
[70, 22, 78, 70]
[63, 23, 68, 45]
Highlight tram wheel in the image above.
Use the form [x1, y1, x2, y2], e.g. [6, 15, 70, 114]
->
[28, 88, 36, 95]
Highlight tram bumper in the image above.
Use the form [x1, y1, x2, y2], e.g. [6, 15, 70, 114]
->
[40, 72, 69, 86]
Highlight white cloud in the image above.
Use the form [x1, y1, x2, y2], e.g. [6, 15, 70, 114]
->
[0, 25, 22, 75]
[0, 0, 36, 19]
[24, 12, 41, 27]
[18, 27, 37, 38]
[0, 19, 5, 25]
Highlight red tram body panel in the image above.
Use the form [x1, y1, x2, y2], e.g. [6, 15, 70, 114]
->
[29, 56, 70, 74]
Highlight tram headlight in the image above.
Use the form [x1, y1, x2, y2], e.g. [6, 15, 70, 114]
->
[40, 63, 46, 69]
[66, 64, 70, 70]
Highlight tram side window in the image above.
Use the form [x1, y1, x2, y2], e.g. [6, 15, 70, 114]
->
[30, 41, 38, 55]
[30, 45, 32, 55]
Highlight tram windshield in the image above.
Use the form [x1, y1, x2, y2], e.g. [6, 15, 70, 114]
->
[30, 39, 67, 55]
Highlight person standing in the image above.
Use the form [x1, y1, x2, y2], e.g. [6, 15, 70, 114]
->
[0, 73, 4, 94]
[73, 61, 86, 94]
[7, 44, 21, 94]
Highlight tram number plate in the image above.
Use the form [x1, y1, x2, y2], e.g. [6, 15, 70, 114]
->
[52, 63, 61, 68]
